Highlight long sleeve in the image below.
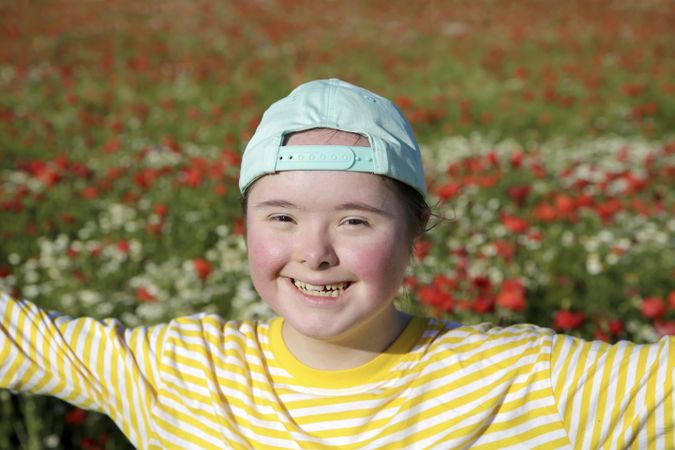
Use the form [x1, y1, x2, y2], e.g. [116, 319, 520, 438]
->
[0, 292, 168, 448]
[551, 333, 674, 449]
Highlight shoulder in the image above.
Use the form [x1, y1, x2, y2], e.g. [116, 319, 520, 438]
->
[421, 319, 556, 361]
[165, 313, 275, 346]
[550, 330, 675, 367]
[426, 319, 555, 343]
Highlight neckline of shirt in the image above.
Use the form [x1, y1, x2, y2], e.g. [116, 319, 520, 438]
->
[267, 315, 429, 390]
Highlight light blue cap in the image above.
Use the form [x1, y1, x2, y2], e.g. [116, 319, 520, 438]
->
[239, 78, 426, 196]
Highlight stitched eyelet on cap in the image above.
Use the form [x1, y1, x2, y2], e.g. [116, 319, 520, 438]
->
[362, 95, 377, 103]
[274, 145, 374, 173]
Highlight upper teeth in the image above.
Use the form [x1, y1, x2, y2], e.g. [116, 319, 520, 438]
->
[293, 280, 348, 295]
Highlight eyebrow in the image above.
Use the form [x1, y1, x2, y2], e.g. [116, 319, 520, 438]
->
[253, 199, 391, 216]
[253, 199, 297, 209]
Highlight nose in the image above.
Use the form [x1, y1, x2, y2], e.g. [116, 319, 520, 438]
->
[295, 226, 338, 270]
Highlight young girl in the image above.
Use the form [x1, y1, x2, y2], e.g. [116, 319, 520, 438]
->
[1, 79, 673, 449]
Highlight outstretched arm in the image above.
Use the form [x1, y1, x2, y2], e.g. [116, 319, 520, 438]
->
[0, 292, 167, 446]
[551, 333, 674, 448]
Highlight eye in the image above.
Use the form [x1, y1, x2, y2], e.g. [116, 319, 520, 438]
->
[269, 214, 295, 223]
[342, 217, 369, 227]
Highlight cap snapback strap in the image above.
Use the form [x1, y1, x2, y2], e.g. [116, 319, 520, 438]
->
[274, 146, 375, 173]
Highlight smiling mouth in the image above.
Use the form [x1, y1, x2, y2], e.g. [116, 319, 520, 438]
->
[292, 279, 350, 297]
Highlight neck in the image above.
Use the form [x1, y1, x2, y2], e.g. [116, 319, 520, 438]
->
[282, 310, 411, 371]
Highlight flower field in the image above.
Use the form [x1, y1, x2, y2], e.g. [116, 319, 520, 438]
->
[1, 0, 673, 448]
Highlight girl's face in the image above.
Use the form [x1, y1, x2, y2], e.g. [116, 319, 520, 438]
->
[245, 170, 412, 345]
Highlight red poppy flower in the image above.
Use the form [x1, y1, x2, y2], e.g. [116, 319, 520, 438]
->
[36, 167, 62, 187]
[146, 222, 164, 236]
[576, 194, 594, 208]
[417, 285, 454, 312]
[404, 275, 418, 289]
[654, 320, 675, 337]
[116, 240, 130, 254]
[414, 240, 432, 260]
[220, 149, 241, 167]
[477, 175, 500, 188]
[553, 310, 585, 331]
[90, 245, 103, 258]
[595, 199, 623, 223]
[181, 166, 204, 187]
[607, 319, 625, 335]
[472, 275, 491, 292]
[486, 151, 499, 167]
[496, 289, 525, 312]
[0, 266, 11, 278]
[59, 213, 75, 224]
[394, 95, 413, 108]
[436, 182, 462, 201]
[193, 258, 212, 280]
[493, 240, 515, 262]
[434, 274, 458, 292]
[102, 137, 121, 154]
[534, 203, 557, 222]
[554, 194, 576, 214]
[81, 186, 99, 199]
[496, 278, 526, 312]
[501, 214, 529, 234]
[594, 329, 610, 342]
[65, 407, 88, 426]
[135, 287, 156, 303]
[105, 167, 125, 181]
[507, 185, 531, 207]
[213, 184, 228, 197]
[641, 297, 666, 319]
[154, 203, 168, 217]
[69, 162, 92, 178]
[473, 295, 495, 314]
[509, 151, 524, 168]
[134, 169, 159, 189]
[233, 216, 245, 236]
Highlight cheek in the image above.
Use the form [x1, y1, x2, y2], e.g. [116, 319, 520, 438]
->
[246, 226, 289, 280]
[344, 235, 410, 284]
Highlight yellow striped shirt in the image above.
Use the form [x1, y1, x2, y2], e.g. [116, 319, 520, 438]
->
[1, 293, 673, 449]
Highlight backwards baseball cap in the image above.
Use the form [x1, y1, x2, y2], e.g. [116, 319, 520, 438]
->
[239, 78, 426, 196]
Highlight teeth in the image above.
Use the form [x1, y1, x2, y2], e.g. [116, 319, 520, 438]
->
[293, 280, 348, 297]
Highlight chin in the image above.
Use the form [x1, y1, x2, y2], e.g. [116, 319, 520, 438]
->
[292, 321, 342, 339]
[286, 317, 356, 341]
